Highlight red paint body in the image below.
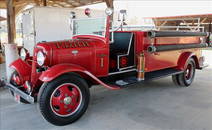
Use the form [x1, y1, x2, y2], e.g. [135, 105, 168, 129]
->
[9, 16, 206, 97]
[10, 59, 31, 82]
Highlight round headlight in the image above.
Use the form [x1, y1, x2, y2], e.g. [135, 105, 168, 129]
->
[37, 51, 45, 66]
[105, 8, 113, 16]
[20, 48, 27, 60]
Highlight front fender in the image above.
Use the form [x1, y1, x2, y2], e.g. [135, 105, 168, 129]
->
[39, 64, 120, 90]
[10, 58, 31, 81]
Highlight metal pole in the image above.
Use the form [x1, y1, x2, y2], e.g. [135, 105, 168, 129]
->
[43, 0, 47, 6]
[6, 0, 15, 44]
[106, 0, 114, 22]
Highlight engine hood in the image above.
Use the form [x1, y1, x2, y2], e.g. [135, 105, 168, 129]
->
[37, 38, 95, 50]
[36, 34, 107, 51]
[35, 37, 106, 69]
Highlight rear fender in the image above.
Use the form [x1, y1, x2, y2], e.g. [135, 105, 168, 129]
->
[10, 58, 31, 81]
[39, 64, 120, 90]
[176, 52, 200, 70]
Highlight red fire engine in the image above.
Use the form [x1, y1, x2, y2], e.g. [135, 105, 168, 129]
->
[4, 8, 211, 125]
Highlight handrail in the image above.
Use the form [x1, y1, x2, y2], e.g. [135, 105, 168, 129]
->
[153, 17, 203, 32]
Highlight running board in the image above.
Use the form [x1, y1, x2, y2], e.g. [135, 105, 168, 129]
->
[108, 68, 183, 87]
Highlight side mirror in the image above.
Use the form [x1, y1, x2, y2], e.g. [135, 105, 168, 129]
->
[120, 9, 127, 14]
[69, 12, 76, 33]
[120, 9, 127, 22]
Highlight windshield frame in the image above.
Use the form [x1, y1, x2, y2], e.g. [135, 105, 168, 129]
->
[71, 17, 108, 38]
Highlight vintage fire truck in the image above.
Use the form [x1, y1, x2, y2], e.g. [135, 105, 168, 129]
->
[4, 8, 211, 126]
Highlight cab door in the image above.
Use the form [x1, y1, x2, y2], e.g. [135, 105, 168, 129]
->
[95, 44, 109, 77]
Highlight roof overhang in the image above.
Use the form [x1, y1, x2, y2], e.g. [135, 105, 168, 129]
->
[0, 0, 105, 9]
[151, 14, 212, 24]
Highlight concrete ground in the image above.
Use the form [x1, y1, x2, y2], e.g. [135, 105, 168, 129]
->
[0, 50, 212, 130]
[0, 63, 6, 79]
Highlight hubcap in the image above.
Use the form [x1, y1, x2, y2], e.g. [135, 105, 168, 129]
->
[50, 83, 82, 117]
[64, 96, 72, 105]
[185, 64, 193, 80]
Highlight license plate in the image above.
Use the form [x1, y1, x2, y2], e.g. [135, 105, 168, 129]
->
[14, 93, 21, 103]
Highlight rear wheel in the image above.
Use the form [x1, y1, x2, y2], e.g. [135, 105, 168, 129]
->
[39, 73, 90, 126]
[179, 59, 196, 86]
[172, 74, 181, 86]
[172, 58, 196, 87]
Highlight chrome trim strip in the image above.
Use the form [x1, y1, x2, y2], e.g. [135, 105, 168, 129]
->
[109, 69, 137, 75]
[119, 65, 135, 71]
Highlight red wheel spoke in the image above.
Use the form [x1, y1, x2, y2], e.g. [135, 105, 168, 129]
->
[58, 85, 73, 96]
[58, 105, 70, 115]
[69, 94, 81, 111]
[71, 98, 79, 108]
[51, 96, 62, 106]
[72, 87, 80, 96]
[58, 85, 69, 93]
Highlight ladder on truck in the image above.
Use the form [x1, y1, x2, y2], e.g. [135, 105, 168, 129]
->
[114, 18, 205, 32]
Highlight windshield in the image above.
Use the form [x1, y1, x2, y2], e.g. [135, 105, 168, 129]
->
[72, 17, 107, 37]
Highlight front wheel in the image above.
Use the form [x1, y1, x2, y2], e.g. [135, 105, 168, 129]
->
[38, 73, 90, 126]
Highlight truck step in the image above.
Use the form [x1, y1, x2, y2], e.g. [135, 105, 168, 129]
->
[108, 68, 183, 87]
[145, 68, 183, 81]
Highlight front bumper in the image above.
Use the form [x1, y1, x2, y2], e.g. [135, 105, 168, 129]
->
[3, 80, 34, 103]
